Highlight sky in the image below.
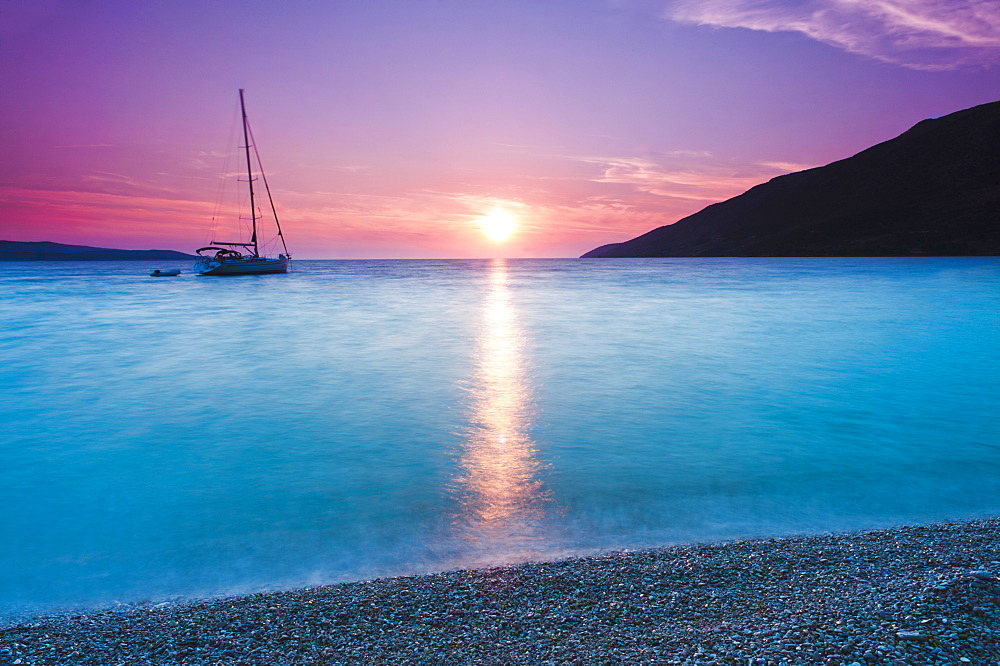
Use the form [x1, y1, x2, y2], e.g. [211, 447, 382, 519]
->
[2, 0, 999, 259]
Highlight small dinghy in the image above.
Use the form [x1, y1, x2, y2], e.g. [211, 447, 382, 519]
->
[150, 269, 181, 277]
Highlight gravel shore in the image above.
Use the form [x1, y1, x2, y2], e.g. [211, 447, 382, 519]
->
[4, 517, 1000, 665]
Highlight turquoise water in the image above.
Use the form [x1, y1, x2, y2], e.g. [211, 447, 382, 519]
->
[2, 257, 999, 620]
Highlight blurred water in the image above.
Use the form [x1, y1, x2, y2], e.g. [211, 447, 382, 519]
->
[2, 257, 999, 620]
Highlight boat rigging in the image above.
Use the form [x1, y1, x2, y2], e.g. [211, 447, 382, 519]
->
[194, 89, 291, 276]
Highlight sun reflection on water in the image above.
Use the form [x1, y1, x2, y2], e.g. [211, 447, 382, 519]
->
[452, 259, 549, 563]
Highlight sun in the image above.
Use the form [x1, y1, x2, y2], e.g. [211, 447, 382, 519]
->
[478, 208, 517, 242]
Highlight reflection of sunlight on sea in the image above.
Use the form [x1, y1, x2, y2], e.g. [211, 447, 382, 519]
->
[450, 259, 550, 566]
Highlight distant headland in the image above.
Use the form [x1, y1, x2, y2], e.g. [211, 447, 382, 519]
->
[0, 241, 197, 261]
[582, 100, 1000, 258]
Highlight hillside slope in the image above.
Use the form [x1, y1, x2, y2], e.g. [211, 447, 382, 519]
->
[583, 101, 1000, 257]
[0, 241, 196, 261]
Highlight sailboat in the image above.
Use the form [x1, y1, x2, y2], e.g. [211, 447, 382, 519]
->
[194, 89, 290, 276]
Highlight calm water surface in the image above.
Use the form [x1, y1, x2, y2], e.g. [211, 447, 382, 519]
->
[2, 257, 999, 620]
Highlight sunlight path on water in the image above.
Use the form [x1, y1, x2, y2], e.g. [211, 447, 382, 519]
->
[450, 259, 550, 567]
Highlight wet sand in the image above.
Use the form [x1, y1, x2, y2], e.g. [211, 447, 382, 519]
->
[4, 517, 1000, 665]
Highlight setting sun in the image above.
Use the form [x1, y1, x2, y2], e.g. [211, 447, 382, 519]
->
[478, 208, 517, 242]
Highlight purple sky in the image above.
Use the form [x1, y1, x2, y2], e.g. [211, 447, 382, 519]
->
[2, 0, 998, 258]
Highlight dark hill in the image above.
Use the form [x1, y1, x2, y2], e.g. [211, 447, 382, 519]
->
[582, 101, 1000, 257]
[0, 241, 196, 261]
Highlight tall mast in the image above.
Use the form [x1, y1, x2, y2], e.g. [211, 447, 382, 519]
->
[239, 89, 258, 256]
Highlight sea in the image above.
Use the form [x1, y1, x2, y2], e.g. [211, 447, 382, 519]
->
[2, 257, 999, 622]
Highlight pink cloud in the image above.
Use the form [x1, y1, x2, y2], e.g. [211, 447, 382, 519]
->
[0, 186, 212, 250]
[667, 0, 1000, 69]
[578, 153, 809, 202]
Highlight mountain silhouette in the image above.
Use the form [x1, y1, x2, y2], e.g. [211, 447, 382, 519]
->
[582, 101, 1000, 257]
[0, 241, 196, 261]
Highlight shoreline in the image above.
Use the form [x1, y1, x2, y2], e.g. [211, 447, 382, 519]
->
[5, 517, 1000, 665]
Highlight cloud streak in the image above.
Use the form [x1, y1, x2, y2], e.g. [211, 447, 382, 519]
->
[666, 0, 1000, 69]
[579, 154, 810, 202]
[0, 186, 214, 249]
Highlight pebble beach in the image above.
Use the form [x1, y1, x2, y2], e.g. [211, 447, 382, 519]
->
[4, 517, 1000, 665]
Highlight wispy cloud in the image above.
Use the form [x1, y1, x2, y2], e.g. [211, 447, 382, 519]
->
[81, 171, 181, 196]
[578, 154, 808, 202]
[0, 185, 214, 248]
[52, 143, 116, 149]
[666, 0, 1000, 69]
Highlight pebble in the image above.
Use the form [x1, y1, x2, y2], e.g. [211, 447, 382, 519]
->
[3, 517, 1000, 665]
[896, 630, 930, 640]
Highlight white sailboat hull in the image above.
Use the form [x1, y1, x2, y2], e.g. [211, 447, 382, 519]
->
[194, 256, 290, 276]
[193, 90, 292, 277]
